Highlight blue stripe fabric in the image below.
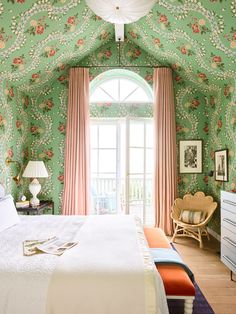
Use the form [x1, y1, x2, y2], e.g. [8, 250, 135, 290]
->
[150, 247, 194, 282]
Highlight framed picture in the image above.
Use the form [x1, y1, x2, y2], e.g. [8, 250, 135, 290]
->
[214, 149, 228, 181]
[179, 140, 203, 174]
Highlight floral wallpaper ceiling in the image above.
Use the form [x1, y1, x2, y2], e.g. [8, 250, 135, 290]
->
[0, 0, 235, 92]
[0, 0, 235, 234]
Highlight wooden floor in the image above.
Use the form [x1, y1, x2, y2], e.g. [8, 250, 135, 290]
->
[172, 235, 236, 314]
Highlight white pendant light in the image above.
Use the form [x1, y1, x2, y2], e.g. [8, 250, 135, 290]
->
[85, 0, 155, 41]
[85, 0, 155, 24]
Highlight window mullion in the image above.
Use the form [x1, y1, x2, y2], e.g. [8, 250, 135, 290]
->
[143, 121, 147, 224]
[116, 121, 121, 213]
[125, 117, 130, 215]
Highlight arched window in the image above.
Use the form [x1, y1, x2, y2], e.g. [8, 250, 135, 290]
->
[90, 69, 153, 104]
[90, 70, 154, 226]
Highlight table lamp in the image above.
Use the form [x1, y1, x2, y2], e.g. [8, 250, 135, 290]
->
[22, 161, 48, 207]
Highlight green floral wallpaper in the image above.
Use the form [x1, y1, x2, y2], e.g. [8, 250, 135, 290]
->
[0, 0, 235, 235]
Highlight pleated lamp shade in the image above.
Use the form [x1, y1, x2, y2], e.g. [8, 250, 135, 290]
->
[22, 161, 48, 178]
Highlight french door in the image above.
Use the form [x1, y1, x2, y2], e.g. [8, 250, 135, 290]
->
[90, 118, 154, 225]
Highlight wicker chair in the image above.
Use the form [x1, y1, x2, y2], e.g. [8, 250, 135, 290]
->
[171, 191, 217, 248]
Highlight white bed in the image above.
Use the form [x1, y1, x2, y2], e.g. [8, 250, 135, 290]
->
[0, 193, 169, 314]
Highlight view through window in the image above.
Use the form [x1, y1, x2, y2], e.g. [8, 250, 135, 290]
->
[90, 70, 154, 225]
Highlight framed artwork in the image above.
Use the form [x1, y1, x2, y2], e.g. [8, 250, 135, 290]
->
[214, 149, 228, 182]
[179, 140, 203, 174]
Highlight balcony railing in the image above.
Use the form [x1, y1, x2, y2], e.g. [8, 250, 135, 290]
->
[91, 177, 153, 218]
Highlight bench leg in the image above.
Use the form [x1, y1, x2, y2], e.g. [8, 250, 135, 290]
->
[184, 298, 193, 314]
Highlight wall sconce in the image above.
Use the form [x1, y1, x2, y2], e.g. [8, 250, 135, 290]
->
[5, 157, 23, 185]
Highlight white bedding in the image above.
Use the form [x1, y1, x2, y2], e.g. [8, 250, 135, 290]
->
[0, 214, 168, 314]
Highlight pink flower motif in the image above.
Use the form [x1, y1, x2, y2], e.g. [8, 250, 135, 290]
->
[16, 120, 22, 128]
[175, 75, 181, 82]
[203, 124, 209, 133]
[224, 86, 229, 96]
[217, 119, 222, 128]
[30, 126, 38, 133]
[192, 24, 200, 33]
[9, 88, 14, 98]
[177, 176, 182, 184]
[45, 150, 54, 158]
[134, 49, 141, 57]
[159, 15, 167, 23]
[36, 25, 44, 35]
[13, 57, 23, 64]
[203, 176, 209, 184]
[67, 16, 75, 25]
[145, 74, 153, 82]
[191, 99, 200, 107]
[172, 63, 179, 70]
[180, 47, 187, 54]
[212, 56, 221, 63]
[198, 72, 206, 79]
[154, 38, 160, 45]
[32, 73, 39, 79]
[58, 124, 65, 133]
[58, 75, 66, 82]
[58, 64, 65, 71]
[58, 174, 64, 182]
[77, 39, 84, 45]
[8, 149, 14, 158]
[17, 0, 25, 3]
[46, 100, 53, 109]
[105, 51, 112, 58]
[49, 49, 56, 57]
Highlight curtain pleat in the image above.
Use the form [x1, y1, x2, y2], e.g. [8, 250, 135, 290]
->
[62, 68, 90, 215]
[153, 68, 177, 235]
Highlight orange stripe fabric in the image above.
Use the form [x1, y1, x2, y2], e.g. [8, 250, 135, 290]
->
[144, 227, 195, 296]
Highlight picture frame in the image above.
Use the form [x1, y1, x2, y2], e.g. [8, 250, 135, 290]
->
[179, 139, 203, 174]
[214, 149, 228, 182]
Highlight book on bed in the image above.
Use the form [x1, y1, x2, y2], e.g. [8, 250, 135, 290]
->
[23, 237, 78, 256]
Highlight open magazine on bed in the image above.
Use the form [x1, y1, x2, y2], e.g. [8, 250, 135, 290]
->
[23, 237, 78, 256]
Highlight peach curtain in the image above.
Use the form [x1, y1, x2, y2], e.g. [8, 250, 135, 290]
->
[62, 68, 90, 215]
[153, 68, 177, 235]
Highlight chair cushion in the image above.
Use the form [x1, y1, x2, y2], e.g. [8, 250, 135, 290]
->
[179, 210, 206, 224]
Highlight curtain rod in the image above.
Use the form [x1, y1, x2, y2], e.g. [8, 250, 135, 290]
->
[75, 65, 159, 68]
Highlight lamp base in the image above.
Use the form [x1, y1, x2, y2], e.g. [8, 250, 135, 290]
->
[30, 197, 40, 207]
[29, 178, 41, 207]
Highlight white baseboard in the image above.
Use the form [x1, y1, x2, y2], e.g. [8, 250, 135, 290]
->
[207, 227, 221, 242]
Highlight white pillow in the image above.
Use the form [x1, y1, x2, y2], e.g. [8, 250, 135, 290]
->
[0, 184, 5, 198]
[0, 195, 20, 232]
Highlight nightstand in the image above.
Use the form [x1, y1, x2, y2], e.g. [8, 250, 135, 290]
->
[16, 200, 54, 215]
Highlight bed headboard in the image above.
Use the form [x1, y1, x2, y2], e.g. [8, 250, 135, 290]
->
[0, 184, 5, 198]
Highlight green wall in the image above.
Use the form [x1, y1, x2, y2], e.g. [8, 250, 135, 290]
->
[0, 0, 235, 236]
[20, 42, 210, 216]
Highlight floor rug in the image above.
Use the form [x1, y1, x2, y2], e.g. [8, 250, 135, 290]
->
[167, 282, 215, 314]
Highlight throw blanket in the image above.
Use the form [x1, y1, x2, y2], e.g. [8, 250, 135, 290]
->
[46, 215, 169, 314]
[0, 215, 85, 314]
[150, 248, 194, 282]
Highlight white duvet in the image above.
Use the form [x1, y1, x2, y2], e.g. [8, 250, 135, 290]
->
[0, 214, 168, 314]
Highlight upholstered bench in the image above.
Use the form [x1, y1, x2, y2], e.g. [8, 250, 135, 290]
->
[144, 227, 195, 314]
